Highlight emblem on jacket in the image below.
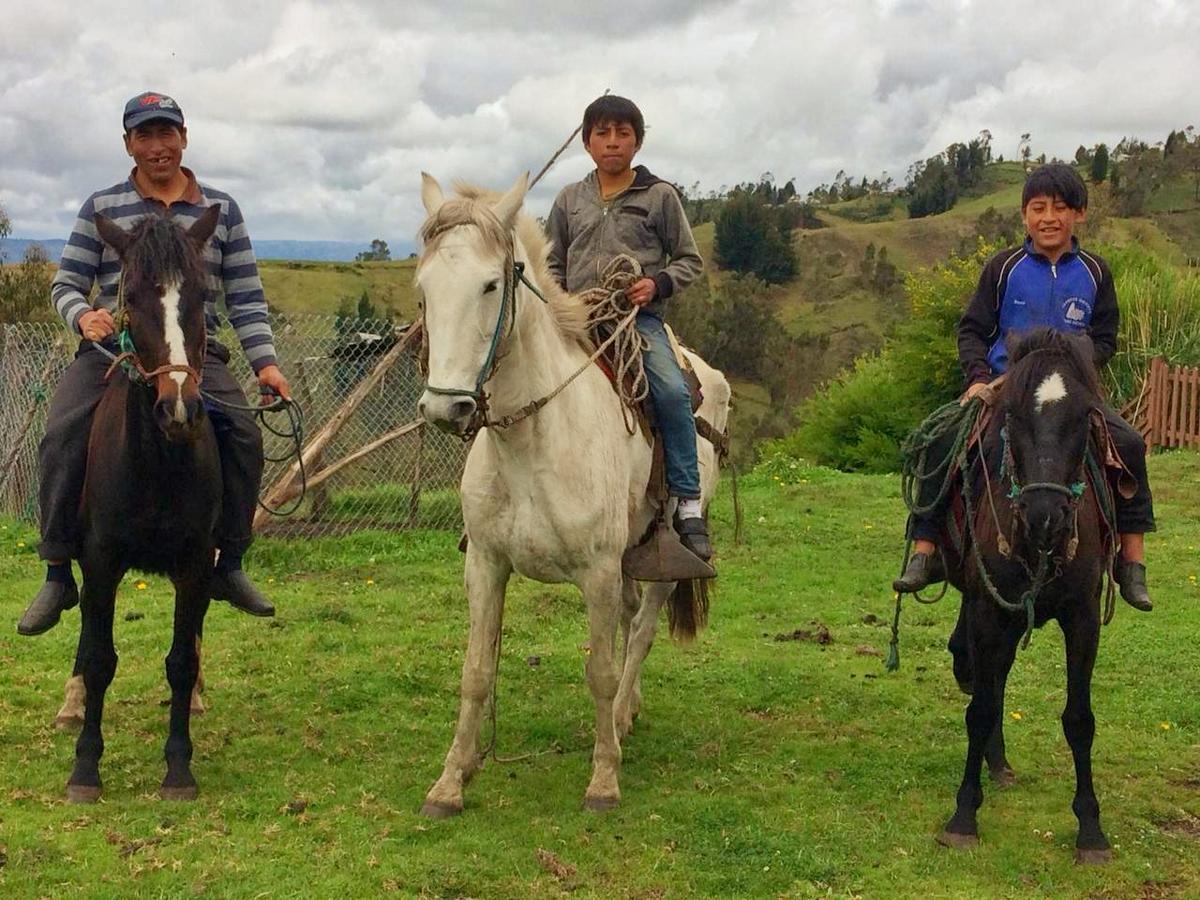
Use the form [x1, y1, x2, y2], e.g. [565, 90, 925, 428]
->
[1062, 297, 1091, 326]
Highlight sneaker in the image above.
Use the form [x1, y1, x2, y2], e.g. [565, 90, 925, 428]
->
[673, 514, 712, 561]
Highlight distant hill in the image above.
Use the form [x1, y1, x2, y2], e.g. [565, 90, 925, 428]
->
[0, 238, 415, 265]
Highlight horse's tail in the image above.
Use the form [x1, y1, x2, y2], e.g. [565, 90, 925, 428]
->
[667, 578, 710, 642]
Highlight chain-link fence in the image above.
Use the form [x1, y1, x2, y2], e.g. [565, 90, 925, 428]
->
[0, 315, 466, 538]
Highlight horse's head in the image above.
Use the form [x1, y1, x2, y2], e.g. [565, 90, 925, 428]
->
[1001, 328, 1102, 555]
[94, 206, 219, 443]
[414, 172, 528, 435]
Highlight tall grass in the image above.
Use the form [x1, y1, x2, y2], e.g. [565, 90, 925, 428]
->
[1100, 244, 1200, 404]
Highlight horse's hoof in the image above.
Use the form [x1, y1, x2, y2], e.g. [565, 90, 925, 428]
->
[936, 830, 979, 850]
[419, 800, 462, 819]
[989, 766, 1017, 788]
[66, 783, 101, 804]
[54, 714, 84, 731]
[1075, 847, 1112, 865]
[582, 793, 620, 812]
[160, 784, 198, 801]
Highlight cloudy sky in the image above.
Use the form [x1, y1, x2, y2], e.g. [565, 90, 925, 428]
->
[1, 0, 1196, 245]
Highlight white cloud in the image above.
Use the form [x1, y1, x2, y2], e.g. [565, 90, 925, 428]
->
[1, 0, 1197, 245]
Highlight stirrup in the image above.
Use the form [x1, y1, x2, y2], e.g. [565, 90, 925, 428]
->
[623, 518, 716, 582]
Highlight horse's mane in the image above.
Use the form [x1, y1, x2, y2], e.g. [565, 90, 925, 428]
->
[125, 215, 205, 287]
[1004, 328, 1102, 408]
[417, 183, 590, 342]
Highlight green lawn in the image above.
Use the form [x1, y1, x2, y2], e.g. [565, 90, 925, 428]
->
[1, 449, 1197, 898]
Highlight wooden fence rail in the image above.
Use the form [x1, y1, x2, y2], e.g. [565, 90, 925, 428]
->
[1121, 357, 1200, 450]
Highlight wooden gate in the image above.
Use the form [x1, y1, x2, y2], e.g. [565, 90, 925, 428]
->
[1121, 357, 1200, 449]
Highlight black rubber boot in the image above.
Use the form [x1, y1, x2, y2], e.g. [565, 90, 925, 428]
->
[17, 580, 80, 636]
[892, 550, 945, 594]
[211, 570, 275, 617]
[673, 515, 712, 562]
[1115, 559, 1153, 612]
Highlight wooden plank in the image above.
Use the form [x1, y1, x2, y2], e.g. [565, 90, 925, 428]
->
[1191, 366, 1200, 448]
[1149, 357, 1164, 449]
[1172, 368, 1184, 446]
[1185, 366, 1193, 449]
[1167, 368, 1180, 447]
[253, 324, 421, 531]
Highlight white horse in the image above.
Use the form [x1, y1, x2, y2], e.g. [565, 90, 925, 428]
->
[416, 173, 730, 815]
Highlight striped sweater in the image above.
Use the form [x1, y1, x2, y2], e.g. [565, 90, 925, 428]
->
[52, 169, 278, 373]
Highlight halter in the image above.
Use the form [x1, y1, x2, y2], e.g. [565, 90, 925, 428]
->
[1000, 417, 1087, 504]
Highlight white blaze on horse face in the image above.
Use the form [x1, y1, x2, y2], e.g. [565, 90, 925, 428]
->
[160, 280, 189, 421]
[1034, 371, 1068, 414]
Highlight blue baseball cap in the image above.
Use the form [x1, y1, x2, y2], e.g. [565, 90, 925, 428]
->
[123, 91, 185, 131]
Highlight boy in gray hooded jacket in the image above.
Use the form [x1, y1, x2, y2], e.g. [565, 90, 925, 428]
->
[546, 95, 710, 559]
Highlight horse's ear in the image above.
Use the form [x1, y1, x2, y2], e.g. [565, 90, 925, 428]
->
[187, 204, 221, 247]
[93, 214, 132, 255]
[491, 172, 529, 228]
[421, 172, 445, 216]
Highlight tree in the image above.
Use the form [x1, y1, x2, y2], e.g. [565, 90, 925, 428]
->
[356, 238, 391, 262]
[1091, 143, 1109, 183]
[1018, 133, 1032, 171]
[907, 156, 958, 218]
[713, 190, 797, 284]
[0, 243, 55, 324]
[1111, 146, 1162, 216]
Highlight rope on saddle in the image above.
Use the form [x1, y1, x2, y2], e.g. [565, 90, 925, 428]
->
[577, 255, 650, 433]
[887, 398, 982, 671]
[886, 399, 981, 670]
[899, 398, 982, 518]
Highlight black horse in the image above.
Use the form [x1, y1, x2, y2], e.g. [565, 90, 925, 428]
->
[938, 328, 1116, 864]
[65, 206, 223, 803]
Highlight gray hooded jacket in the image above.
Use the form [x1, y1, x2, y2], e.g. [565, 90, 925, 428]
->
[546, 165, 703, 317]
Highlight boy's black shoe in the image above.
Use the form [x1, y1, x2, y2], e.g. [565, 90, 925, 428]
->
[674, 514, 712, 561]
[17, 580, 80, 636]
[1115, 559, 1153, 612]
[211, 570, 275, 617]
[892, 551, 945, 594]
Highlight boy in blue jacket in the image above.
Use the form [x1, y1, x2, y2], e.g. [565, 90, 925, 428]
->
[895, 164, 1154, 610]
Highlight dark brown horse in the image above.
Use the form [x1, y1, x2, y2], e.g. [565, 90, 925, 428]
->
[65, 207, 223, 803]
[938, 328, 1116, 864]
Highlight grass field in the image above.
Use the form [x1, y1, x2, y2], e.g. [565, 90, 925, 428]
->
[1, 451, 1197, 898]
[258, 258, 421, 321]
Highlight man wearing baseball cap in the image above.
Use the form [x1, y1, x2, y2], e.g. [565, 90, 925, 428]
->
[17, 91, 291, 635]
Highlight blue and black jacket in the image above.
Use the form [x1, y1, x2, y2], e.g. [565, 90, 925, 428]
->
[957, 238, 1118, 389]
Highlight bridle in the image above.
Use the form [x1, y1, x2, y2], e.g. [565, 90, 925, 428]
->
[94, 272, 205, 388]
[420, 229, 641, 442]
[421, 239, 532, 436]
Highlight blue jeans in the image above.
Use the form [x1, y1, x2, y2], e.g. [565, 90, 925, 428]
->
[637, 312, 701, 499]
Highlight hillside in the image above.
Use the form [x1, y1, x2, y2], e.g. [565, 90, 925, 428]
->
[259, 258, 420, 320]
